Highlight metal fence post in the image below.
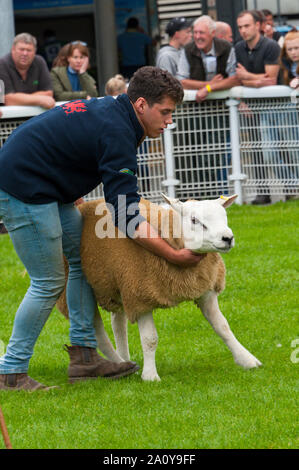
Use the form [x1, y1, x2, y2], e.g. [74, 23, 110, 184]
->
[226, 98, 247, 205]
[162, 123, 180, 199]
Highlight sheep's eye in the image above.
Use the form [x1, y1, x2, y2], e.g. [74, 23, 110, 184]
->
[191, 216, 207, 230]
[191, 216, 200, 225]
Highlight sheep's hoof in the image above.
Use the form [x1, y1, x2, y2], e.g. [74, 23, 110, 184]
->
[235, 352, 262, 369]
[141, 371, 161, 382]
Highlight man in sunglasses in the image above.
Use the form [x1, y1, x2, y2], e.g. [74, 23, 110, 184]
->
[0, 33, 55, 109]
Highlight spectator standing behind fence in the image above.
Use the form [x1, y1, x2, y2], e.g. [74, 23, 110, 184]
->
[261, 9, 282, 44]
[50, 41, 98, 101]
[117, 17, 154, 80]
[215, 21, 234, 44]
[279, 31, 299, 194]
[0, 33, 55, 109]
[280, 31, 299, 89]
[176, 16, 238, 196]
[235, 10, 280, 88]
[155, 17, 192, 76]
[236, 10, 281, 205]
[176, 16, 239, 103]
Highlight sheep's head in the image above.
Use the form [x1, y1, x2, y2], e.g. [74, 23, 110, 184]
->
[162, 193, 237, 253]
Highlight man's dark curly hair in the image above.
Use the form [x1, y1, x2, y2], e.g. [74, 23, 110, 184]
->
[127, 66, 184, 106]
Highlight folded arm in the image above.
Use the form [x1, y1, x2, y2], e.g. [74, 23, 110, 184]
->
[236, 63, 280, 88]
[4, 91, 55, 108]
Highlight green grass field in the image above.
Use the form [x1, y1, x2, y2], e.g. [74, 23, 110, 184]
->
[0, 200, 298, 449]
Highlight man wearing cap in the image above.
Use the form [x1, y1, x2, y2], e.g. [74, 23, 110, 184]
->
[156, 17, 192, 76]
[177, 15, 239, 102]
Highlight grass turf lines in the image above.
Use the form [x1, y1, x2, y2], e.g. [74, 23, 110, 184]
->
[0, 200, 298, 449]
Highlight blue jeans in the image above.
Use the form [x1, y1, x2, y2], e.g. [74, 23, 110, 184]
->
[0, 189, 97, 374]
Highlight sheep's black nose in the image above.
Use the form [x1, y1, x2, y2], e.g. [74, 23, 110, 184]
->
[222, 236, 234, 246]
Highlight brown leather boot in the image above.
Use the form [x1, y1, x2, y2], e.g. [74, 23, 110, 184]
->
[64, 345, 140, 383]
[0, 373, 57, 391]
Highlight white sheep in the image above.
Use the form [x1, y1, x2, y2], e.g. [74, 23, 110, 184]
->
[57, 194, 262, 381]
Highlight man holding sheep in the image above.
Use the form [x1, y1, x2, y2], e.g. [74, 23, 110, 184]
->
[0, 66, 204, 391]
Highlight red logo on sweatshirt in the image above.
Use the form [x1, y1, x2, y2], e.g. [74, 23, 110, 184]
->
[60, 100, 87, 114]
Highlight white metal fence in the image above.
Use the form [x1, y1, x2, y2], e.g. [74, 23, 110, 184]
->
[236, 97, 299, 201]
[0, 86, 298, 205]
[228, 86, 299, 203]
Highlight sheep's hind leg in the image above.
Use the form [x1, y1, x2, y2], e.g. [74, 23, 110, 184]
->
[111, 311, 130, 361]
[94, 310, 124, 363]
[138, 312, 160, 381]
[197, 291, 262, 369]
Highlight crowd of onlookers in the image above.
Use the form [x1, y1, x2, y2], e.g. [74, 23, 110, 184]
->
[0, 8, 298, 109]
[0, 8, 298, 205]
[0, 16, 153, 109]
[155, 9, 299, 204]
[156, 9, 299, 100]
[0, 35, 97, 109]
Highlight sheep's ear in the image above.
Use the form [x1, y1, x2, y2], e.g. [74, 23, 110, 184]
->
[161, 193, 184, 214]
[216, 194, 238, 208]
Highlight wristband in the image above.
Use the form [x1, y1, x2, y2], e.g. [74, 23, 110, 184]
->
[206, 84, 212, 93]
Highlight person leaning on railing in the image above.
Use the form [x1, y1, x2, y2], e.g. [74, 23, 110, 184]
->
[279, 31, 299, 193]
[235, 10, 281, 89]
[235, 10, 281, 205]
[155, 17, 193, 77]
[176, 15, 240, 103]
[175, 15, 239, 196]
[0, 32, 55, 109]
[50, 41, 98, 101]
[280, 31, 299, 89]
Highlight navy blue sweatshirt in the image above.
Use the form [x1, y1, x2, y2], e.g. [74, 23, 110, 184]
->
[0, 94, 146, 234]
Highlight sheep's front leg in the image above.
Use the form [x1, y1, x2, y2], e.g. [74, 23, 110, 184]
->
[138, 312, 160, 381]
[94, 310, 124, 363]
[111, 312, 130, 361]
[197, 291, 262, 369]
